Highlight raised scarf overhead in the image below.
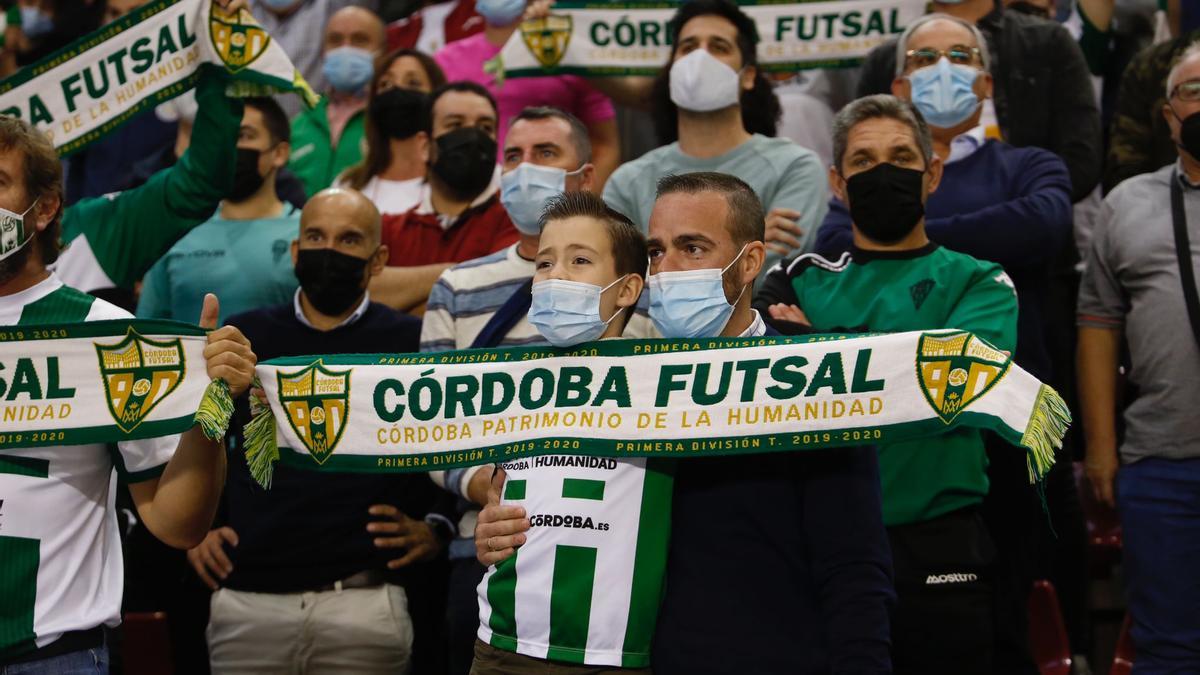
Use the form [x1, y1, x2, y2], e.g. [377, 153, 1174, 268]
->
[0, 0, 316, 155]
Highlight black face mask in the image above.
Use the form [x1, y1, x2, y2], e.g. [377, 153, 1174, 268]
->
[844, 163, 926, 244]
[371, 87, 429, 140]
[294, 248, 371, 316]
[229, 148, 267, 202]
[430, 127, 497, 200]
[1174, 108, 1200, 160]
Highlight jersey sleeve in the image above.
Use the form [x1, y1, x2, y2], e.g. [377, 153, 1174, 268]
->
[58, 67, 242, 290]
[946, 262, 1019, 353]
[110, 434, 178, 483]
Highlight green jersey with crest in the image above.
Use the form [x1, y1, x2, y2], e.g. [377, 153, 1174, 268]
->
[758, 243, 1018, 525]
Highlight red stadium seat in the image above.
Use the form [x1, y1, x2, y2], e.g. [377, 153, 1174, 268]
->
[1073, 462, 1123, 576]
[1028, 580, 1073, 675]
[1110, 614, 1135, 675]
[122, 611, 174, 675]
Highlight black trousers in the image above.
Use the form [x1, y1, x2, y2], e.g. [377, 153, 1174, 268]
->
[889, 508, 997, 675]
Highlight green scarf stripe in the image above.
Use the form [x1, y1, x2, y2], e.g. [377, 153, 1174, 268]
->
[0, 319, 207, 341]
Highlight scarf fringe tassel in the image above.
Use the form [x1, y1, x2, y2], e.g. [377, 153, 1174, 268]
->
[1020, 384, 1072, 484]
[194, 379, 233, 442]
[243, 377, 280, 489]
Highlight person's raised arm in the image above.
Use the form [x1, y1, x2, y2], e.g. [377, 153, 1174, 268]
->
[58, 66, 243, 290]
[586, 118, 620, 190]
[127, 294, 256, 549]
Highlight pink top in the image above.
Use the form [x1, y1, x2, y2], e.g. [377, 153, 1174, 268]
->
[434, 32, 615, 156]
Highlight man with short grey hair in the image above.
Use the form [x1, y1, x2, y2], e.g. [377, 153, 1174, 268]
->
[817, 18, 1077, 670]
[761, 94, 1020, 674]
[1077, 45, 1200, 672]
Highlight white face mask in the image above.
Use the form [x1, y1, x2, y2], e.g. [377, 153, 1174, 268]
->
[0, 199, 38, 263]
[669, 48, 742, 113]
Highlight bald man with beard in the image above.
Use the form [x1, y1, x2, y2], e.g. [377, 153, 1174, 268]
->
[192, 188, 457, 675]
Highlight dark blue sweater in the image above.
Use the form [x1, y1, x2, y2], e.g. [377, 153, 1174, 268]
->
[814, 140, 1072, 381]
[653, 331, 895, 674]
[220, 300, 453, 593]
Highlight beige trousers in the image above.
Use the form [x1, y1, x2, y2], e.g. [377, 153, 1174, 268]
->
[206, 584, 413, 675]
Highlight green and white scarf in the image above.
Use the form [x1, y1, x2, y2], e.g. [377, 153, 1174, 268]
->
[493, 0, 926, 81]
[243, 330, 1070, 489]
[0, 0, 315, 155]
[0, 320, 232, 448]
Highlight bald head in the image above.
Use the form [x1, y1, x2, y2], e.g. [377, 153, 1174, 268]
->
[302, 188, 382, 243]
[293, 189, 389, 318]
[324, 6, 386, 55]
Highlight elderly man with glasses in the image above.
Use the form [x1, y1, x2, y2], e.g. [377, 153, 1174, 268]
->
[1077, 43, 1200, 672]
[811, 14, 1076, 674]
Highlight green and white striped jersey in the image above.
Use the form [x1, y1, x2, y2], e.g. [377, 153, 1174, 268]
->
[477, 456, 673, 668]
[0, 275, 176, 662]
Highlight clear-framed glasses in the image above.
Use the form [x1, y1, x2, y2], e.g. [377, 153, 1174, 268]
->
[904, 45, 982, 70]
[1171, 79, 1200, 102]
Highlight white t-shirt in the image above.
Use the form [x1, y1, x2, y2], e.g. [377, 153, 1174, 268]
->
[338, 176, 425, 215]
[0, 275, 176, 659]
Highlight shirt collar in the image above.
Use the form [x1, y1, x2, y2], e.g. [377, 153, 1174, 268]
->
[293, 289, 370, 330]
[946, 126, 987, 164]
[1175, 159, 1200, 189]
[738, 310, 766, 337]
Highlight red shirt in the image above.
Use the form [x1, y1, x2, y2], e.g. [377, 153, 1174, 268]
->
[382, 194, 518, 267]
[387, 0, 483, 54]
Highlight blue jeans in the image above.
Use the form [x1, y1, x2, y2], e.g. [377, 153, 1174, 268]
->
[0, 646, 108, 675]
[1118, 457, 1200, 674]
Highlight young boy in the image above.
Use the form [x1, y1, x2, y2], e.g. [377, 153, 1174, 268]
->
[471, 191, 661, 673]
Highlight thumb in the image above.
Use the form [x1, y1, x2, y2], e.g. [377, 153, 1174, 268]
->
[199, 293, 220, 330]
[488, 467, 507, 506]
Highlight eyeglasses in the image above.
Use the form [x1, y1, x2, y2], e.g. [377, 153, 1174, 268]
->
[904, 45, 981, 70]
[1171, 80, 1200, 102]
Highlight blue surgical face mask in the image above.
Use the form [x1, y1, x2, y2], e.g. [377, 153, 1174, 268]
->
[648, 245, 748, 339]
[528, 276, 627, 347]
[323, 46, 374, 94]
[20, 6, 54, 39]
[500, 163, 584, 236]
[476, 0, 526, 26]
[908, 57, 981, 129]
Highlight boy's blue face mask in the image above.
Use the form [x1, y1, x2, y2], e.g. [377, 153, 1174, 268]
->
[528, 276, 627, 347]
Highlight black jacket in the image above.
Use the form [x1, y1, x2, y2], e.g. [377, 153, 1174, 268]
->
[652, 325, 895, 674]
[856, 4, 1102, 201]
